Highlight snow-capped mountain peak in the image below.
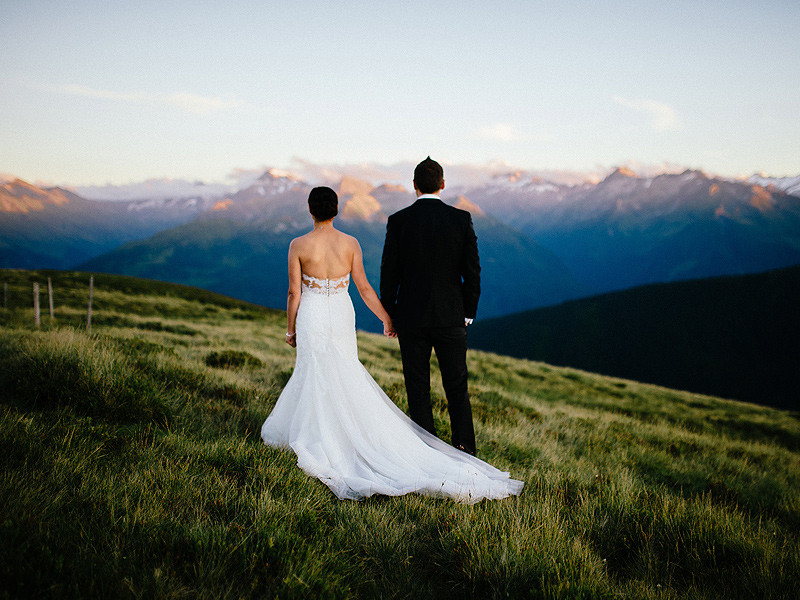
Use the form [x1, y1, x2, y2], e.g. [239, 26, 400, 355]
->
[748, 174, 800, 197]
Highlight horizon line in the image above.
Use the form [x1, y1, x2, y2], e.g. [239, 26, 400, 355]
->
[5, 158, 797, 192]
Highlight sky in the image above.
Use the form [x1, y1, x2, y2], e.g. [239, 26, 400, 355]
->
[1, 0, 799, 186]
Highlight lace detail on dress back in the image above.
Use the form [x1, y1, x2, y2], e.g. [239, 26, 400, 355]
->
[302, 273, 350, 296]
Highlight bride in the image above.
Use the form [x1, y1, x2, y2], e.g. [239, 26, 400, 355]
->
[261, 186, 523, 503]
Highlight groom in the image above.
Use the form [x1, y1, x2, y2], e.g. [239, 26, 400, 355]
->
[380, 157, 481, 455]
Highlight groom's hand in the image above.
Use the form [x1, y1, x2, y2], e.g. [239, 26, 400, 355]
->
[383, 320, 397, 338]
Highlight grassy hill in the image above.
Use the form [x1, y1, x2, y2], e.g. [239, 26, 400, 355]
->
[1, 269, 799, 599]
[470, 265, 800, 411]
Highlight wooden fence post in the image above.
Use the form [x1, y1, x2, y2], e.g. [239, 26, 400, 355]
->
[87, 276, 94, 333]
[33, 282, 40, 327]
[48, 277, 55, 320]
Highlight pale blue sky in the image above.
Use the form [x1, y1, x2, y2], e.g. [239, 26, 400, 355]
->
[1, 0, 798, 185]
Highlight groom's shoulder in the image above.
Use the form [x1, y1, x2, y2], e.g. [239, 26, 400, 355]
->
[444, 203, 473, 225]
[387, 204, 414, 223]
[388, 201, 470, 224]
[434, 199, 471, 220]
[451, 204, 471, 218]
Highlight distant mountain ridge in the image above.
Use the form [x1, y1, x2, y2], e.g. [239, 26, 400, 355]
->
[80, 171, 585, 331]
[0, 178, 72, 213]
[3, 166, 800, 327]
[0, 179, 215, 269]
[748, 173, 800, 196]
[459, 168, 800, 293]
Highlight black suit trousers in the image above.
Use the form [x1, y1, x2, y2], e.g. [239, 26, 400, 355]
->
[397, 326, 476, 455]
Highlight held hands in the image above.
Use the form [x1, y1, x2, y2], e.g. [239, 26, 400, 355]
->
[383, 319, 397, 338]
[288, 322, 395, 344]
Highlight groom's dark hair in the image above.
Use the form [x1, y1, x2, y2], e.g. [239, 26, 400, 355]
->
[308, 186, 338, 221]
[414, 157, 444, 194]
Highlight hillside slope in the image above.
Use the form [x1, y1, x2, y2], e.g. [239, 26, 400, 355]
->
[470, 265, 800, 410]
[1, 269, 798, 598]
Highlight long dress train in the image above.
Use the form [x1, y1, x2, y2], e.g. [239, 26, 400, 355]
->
[261, 273, 523, 503]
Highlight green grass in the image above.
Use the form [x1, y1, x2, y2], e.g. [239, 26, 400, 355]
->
[1, 269, 799, 599]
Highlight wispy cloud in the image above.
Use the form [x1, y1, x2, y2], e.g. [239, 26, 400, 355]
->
[613, 96, 683, 132]
[58, 84, 243, 115]
[476, 122, 523, 142]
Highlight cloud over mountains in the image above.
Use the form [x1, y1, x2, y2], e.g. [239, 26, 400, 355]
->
[613, 96, 683, 132]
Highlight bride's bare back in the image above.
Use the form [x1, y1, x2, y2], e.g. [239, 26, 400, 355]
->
[291, 225, 355, 281]
[284, 221, 395, 345]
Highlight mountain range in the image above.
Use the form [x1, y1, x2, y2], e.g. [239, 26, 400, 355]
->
[454, 168, 800, 293]
[0, 177, 214, 269]
[72, 171, 585, 329]
[3, 167, 800, 333]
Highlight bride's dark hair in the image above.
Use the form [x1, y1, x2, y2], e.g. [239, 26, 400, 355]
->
[308, 186, 339, 221]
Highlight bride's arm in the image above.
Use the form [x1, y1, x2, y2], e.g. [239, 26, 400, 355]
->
[350, 239, 396, 337]
[285, 240, 302, 347]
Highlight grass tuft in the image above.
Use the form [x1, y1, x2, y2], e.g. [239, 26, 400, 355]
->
[205, 349, 265, 370]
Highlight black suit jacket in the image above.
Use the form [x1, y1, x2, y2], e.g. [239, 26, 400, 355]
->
[380, 196, 481, 329]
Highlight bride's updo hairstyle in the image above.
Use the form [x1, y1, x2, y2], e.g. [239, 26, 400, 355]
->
[308, 186, 339, 221]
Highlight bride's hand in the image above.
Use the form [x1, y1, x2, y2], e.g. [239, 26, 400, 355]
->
[285, 332, 297, 347]
[383, 319, 397, 338]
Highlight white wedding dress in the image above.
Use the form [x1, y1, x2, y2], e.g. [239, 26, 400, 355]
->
[261, 273, 523, 503]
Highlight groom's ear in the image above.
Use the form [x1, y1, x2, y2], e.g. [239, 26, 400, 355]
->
[440, 180, 445, 192]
